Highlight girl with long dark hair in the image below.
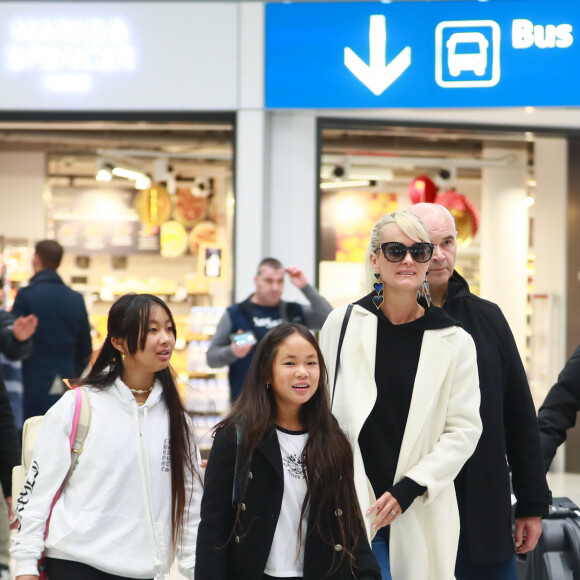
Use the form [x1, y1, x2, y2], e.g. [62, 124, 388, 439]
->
[195, 323, 380, 580]
[12, 293, 201, 580]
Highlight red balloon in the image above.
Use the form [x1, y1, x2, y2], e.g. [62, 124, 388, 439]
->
[435, 189, 465, 210]
[435, 190, 480, 247]
[408, 175, 438, 204]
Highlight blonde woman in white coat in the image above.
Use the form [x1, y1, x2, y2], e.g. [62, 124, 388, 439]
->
[320, 211, 482, 580]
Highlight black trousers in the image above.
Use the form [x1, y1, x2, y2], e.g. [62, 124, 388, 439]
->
[45, 557, 153, 580]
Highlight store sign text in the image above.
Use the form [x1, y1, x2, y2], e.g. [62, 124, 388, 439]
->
[6, 18, 137, 93]
[512, 19, 573, 49]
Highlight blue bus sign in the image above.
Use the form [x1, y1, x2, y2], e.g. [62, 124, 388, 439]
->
[265, 1, 578, 108]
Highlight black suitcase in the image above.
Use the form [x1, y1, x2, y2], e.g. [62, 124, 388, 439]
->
[517, 497, 580, 580]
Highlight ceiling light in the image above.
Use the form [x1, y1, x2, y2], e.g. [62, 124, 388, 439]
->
[320, 179, 376, 190]
[112, 166, 147, 181]
[96, 168, 112, 182]
[109, 165, 152, 189]
[523, 195, 535, 208]
[135, 176, 151, 190]
[95, 159, 113, 182]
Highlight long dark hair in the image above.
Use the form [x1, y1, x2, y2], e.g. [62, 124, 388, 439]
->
[75, 293, 197, 549]
[219, 323, 363, 573]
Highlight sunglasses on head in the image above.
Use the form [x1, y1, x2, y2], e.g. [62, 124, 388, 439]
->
[375, 241, 434, 263]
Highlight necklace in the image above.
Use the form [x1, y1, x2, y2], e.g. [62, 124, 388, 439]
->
[129, 386, 154, 395]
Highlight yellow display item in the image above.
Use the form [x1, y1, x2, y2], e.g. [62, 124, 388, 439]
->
[160, 221, 188, 257]
[134, 183, 172, 226]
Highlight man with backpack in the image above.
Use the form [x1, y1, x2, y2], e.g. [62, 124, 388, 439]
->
[207, 258, 332, 401]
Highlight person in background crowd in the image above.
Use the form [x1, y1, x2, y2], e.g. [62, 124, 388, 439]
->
[207, 257, 332, 401]
[320, 210, 482, 580]
[410, 203, 550, 580]
[0, 310, 36, 429]
[12, 293, 201, 580]
[0, 310, 36, 580]
[196, 323, 380, 580]
[538, 345, 580, 471]
[12, 240, 92, 420]
[0, 351, 24, 432]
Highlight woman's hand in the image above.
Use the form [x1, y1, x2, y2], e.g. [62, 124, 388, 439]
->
[6, 496, 18, 529]
[366, 491, 401, 531]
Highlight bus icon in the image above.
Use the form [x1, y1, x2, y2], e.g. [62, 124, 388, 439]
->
[435, 20, 500, 88]
[447, 32, 489, 77]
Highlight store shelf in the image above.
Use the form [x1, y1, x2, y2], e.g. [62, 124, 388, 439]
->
[184, 333, 212, 342]
[188, 371, 217, 378]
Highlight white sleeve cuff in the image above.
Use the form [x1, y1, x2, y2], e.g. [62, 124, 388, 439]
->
[14, 557, 40, 577]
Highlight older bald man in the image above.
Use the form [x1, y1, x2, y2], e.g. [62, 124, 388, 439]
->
[410, 203, 549, 580]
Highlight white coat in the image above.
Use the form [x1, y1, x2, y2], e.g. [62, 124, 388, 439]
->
[11, 379, 201, 579]
[320, 304, 482, 580]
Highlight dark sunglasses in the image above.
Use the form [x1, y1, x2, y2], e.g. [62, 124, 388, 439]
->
[375, 241, 434, 263]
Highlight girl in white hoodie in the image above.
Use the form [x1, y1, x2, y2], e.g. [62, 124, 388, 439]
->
[12, 293, 201, 580]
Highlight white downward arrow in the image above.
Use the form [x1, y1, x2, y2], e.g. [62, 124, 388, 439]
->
[344, 15, 411, 96]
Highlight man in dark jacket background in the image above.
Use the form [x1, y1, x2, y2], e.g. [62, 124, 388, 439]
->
[538, 345, 580, 471]
[12, 240, 92, 421]
[411, 203, 550, 580]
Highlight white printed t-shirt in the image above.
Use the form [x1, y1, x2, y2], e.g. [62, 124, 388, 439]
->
[264, 426, 308, 577]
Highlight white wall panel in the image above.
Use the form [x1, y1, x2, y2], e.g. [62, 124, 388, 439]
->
[0, 153, 46, 241]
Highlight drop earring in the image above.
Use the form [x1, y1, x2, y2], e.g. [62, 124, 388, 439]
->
[372, 272, 384, 310]
[422, 274, 432, 308]
[121, 353, 126, 361]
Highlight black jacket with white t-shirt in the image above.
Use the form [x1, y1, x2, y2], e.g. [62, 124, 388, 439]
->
[195, 424, 380, 580]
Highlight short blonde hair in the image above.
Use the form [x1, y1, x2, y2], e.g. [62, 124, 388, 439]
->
[365, 210, 431, 292]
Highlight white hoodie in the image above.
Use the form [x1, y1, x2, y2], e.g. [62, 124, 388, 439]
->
[11, 379, 201, 579]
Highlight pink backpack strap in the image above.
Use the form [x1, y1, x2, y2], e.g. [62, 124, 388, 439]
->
[43, 387, 86, 542]
[69, 387, 83, 448]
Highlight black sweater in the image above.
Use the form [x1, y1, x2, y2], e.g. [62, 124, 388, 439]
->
[356, 293, 461, 512]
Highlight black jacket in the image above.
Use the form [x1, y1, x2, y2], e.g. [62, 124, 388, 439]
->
[0, 310, 31, 496]
[12, 269, 92, 419]
[195, 426, 380, 580]
[538, 345, 580, 471]
[444, 271, 550, 564]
